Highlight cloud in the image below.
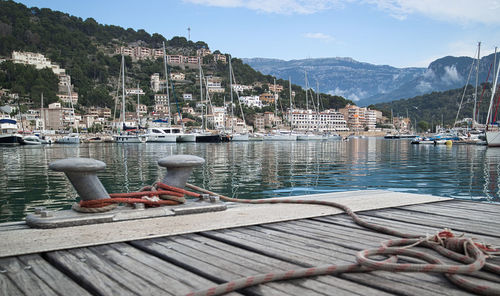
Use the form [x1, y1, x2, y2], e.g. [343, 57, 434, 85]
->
[416, 80, 432, 92]
[183, 0, 345, 14]
[441, 65, 462, 85]
[303, 32, 334, 41]
[364, 0, 500, 25]
[185, 0, 500, 24]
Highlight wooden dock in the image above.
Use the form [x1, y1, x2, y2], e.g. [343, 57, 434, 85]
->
[1, 190, 499, 295]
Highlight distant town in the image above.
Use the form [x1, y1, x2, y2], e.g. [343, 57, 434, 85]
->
[0, 48, 412, 135]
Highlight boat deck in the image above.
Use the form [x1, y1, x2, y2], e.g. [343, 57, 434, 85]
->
[1, 190, 499, 295]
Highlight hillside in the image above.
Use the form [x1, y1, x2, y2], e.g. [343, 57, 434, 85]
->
[0, 0, 352, 116]
[372, 83, 495, 130]
[243, 53, 496, 107]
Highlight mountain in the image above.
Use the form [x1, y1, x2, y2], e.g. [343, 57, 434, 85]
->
[243, 53, 496, 106]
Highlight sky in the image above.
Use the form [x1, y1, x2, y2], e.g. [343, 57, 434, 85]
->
[15, 0, 500, 68]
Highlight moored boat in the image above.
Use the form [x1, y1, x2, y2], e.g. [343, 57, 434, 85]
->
[0, 116, 25, 146]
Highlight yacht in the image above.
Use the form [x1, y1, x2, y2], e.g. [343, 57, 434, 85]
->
[0, 116, 23, 145]
[55, 133, 80, 144]
[144, 127, 178, 143]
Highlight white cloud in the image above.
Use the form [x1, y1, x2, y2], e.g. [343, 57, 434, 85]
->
[183, 0, 345, 14]
[364, 0, 500, 25]
[416, 80, 432, 92]
[441, 65, 462, 85]
[303, 32, 334, 41]
[185, 0, 500, 24]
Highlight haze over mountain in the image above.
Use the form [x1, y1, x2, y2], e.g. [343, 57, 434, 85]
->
[243, 53, 496, 107]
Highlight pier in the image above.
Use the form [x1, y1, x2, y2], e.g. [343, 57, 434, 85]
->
[1, 190, 499, 295]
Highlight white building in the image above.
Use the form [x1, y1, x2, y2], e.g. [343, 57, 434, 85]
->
[239, 96, 262, 108]
[170, 73, 185, 81]
[285, 109, 348, 132]
[12, 51, 65, 75]
[125, 88, 145, 95]
[183, 93, 193, 101]
[232, 84, 253, 93]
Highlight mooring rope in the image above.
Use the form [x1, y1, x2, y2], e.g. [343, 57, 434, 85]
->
[183, 183, 500, 296]
[72, 182, 189, 213]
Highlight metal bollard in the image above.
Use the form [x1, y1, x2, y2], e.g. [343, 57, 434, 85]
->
[49, 158, 110, 201]
[158, 155, 205, 188]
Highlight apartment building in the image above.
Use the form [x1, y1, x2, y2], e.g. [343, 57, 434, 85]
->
[338, 104, 377, 131]
[12, 51, 65, 75]
[259, 93, 275, 105]
[285, 109, 348, 132]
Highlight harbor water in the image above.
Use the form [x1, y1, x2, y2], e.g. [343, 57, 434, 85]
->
[0, 138, 499, 223]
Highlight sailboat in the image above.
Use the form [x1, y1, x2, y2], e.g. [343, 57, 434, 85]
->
[195, 62, 223, 143]
[113, 54, 145, 143]
[263, 77, 297, 141]
[227, 55, 249, 141]
[297, 71, 322, 141]
[55, 84, 80, 144]
[24, 93, 52, 145]
[486, 47, 500, 147]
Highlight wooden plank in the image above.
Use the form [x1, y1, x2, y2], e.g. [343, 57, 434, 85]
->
[435, 200, 500, 214]
[204, 225, 475, 295]
[364, 209, 500, 239]
[133, 234, 390, 295]
[17, 254, 91, 296]
[0, 190, 449, 258]
[45, 248, 150, 296]
[0, 265, 23, 296]
[89, 243, 229, 296]
[0, 256, 61, 296]
[396, 203, 500, 224]
[134, 235, 322, 296]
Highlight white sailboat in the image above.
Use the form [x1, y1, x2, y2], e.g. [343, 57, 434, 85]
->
[55, 84, 80, 144]
[264, 77, 297, 141]
[486, 47, 500, 147]
[113, 54, 145, 143]
[297, 71, 322, 141]
[228, 55, 249, 141]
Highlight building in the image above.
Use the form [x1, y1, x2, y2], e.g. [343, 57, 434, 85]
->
[285, 108, 348, 132]
[259, 93, 275, 105]
[213, 53, 227, 64]
[150, 73, 166, 93]
[154, 94, 170, 115]
[196, 48, 211, 56]
[232, 84, 253, 93]
[183, 94, 193, 101]
[268, 83, 284, 93]
[239, 96, 262, 108]
[253, 114, 265, 131]
[12, 51, 65, 75]
[338, 104, 379, 131]
[263, 112, 282, 128]
[87, 107, 111, 118]
[170, 73, 185, 81]
[125, 88, 145, 95]
[41, 102, 79, 131]
[206, 77, 225, 93]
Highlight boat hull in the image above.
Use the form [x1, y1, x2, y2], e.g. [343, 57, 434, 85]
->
[113, 135, 145, 143]
[145, 135, 177, 143]
[486, 131, 500, 147]
[0, 134, 23, 146]
[177, 134, 196, 142]
[196, 134, 222, 143]
[263, 134, 297, 141]
[232, 134, 249, 141]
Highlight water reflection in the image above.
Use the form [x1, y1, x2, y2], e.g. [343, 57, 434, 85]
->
[0, 139, 499, 222]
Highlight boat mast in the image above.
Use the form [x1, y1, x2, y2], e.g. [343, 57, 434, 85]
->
[305, 70, 309, 133]
[473, 41, 481, 129]
[121, 54, 126, 131]
[229, 55, 234, 134]
[40, 93, 44, 132]
[199, 62, 204, 131]
[136, 83, 140, 129]
[486, 48, 500, 129]
[289, 77, 293, 132]
[162, 42, 171, 127]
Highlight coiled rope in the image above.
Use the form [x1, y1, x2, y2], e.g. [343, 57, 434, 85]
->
[183, 183, 500, 296]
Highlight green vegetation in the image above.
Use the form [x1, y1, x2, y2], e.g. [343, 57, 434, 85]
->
[372, 84, 494, 130]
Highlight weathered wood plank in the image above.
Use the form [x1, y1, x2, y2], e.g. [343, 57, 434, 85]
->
[395, 203, 500, 224]
[0, 256, 62, 296]
[364, 209, 500, 238]
[134, 235, 324, 296]
[204, 225, 475, 295]
[18, 254, 91, 296]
